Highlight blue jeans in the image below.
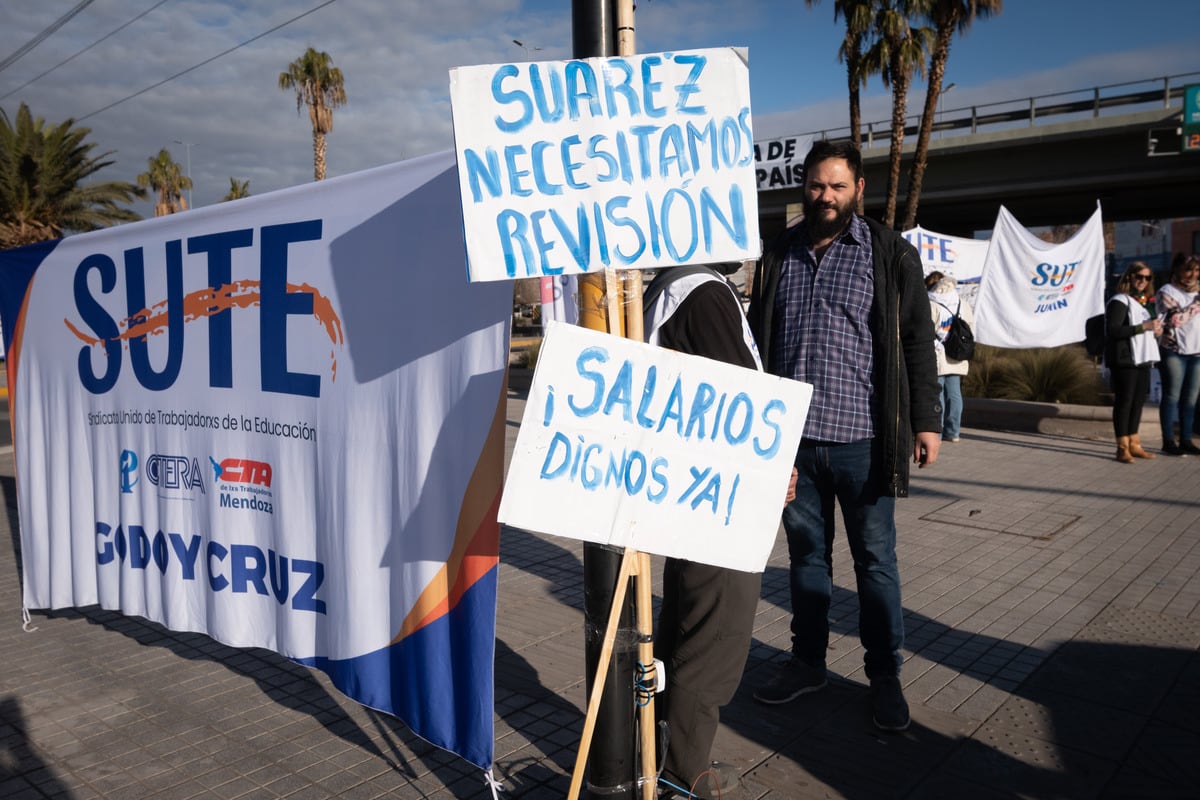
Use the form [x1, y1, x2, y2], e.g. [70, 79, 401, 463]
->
[1158, 352, 1200, 443]
[939, 375, 963, 439]
[782, 439, 904, 679]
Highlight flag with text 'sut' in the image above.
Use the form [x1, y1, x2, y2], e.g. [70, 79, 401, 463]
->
[0, 152, 509, 770]
[973, 204, 1105, 349]
[449, 47, 761, 282]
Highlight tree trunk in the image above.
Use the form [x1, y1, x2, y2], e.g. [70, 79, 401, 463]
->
[313, 129, 326, 181]
[884, 67, 909, 229]
[902, 23, 955, 230]
[847, 53, 865, 215]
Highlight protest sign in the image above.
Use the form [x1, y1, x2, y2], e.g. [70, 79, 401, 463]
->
[754, 134, 814, 191]
[499, 322, 810, 573]
[0, 151, 509, 770]
[449, 48, 761, 282]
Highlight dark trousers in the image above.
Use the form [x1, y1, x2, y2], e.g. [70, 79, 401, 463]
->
[655, 558, 761, 791]
[783, 439, 904, 679]
[1109, 364, 1150, 438]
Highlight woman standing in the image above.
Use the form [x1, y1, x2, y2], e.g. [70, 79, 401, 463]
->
[926, 272, 973, 443]
[1105, 262, 1161, 462]
[1156, 254, 1200, 455]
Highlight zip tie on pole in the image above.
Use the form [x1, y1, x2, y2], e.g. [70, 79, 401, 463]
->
[482, 766, 504, 799]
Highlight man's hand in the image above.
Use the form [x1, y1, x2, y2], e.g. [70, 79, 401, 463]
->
[784, 467, 798, 505]
[914, 432, 940, 468]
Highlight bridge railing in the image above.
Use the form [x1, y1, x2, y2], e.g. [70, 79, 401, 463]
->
[796, 71, 1200, 149]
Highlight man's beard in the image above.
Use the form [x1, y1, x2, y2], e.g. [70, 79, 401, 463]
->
[803, 194, 857, 241]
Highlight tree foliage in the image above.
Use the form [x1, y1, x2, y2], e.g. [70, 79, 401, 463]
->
[222, 177, 250, 202]
[136, 148, 191, 217]
[864, 0, 934, 228]
[278, 47, 347, 181]
[808, 0, 879, 213]
[902, 0, 1002, 229]
[0, 102, 142, 248]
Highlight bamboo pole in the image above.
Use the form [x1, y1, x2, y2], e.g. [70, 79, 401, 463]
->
[568, 548, 638, 800]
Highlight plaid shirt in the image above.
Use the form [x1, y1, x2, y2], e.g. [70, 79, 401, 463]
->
[771, 215, 875, 442]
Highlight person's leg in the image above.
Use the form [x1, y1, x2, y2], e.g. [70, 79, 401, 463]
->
[1129, 366, 1156, 458]
[783, 446, 836, 666]
[1110, 366, 1136, 438]
[1179, 354, 1200, 444]
[1159, 354, 1183, 450]
[828, 440, 903, 679]
[754, 445, 835, 704]
[656, 559, 761, 794]
[942, 374, 963, 440]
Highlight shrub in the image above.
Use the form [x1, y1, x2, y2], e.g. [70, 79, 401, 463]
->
[962, 344, 1105, 404]
[521, 340, 541, 370]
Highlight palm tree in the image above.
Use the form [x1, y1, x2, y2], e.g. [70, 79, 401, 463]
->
[278, 47, 347, 181]
[0, 103, 142, 248]
[901, 0, 1002, 229]
[864, 0, 934, 228]
[807, 0, 879, 214]
[222, 177, 250, 201]
[136, 149, 191, 216]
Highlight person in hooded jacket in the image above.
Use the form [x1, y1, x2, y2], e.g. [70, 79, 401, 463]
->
[925, 272, 975, 443]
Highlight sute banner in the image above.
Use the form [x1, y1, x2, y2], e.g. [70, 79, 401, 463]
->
[0, 151, 510, 770]
[499, 322, 810, 573]
[449, 48, 761, 282]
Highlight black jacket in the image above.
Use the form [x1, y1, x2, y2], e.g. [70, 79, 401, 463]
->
[747, 217, 941, 497]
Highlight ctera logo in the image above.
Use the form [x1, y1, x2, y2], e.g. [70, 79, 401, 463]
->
[146, 454, 206, 493]
[119, 449, 139, 493]
[210, 457, 272, 488]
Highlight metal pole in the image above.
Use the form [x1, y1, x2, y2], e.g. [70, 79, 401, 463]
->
[572, 3, 638, 798]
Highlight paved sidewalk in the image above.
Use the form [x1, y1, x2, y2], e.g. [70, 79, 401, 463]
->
[2, 386, 1199, 798]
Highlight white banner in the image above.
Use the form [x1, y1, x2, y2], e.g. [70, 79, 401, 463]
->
[4, 151, 510, 769]
[754, 134, 814, 192]
[973, 204, 1106, 349]
[449, 48, 761, 282]
[903, 225, 991, 308]
[499, 322, 810, 573]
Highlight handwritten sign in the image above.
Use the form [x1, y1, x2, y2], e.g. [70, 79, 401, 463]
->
[449, 48, 761, 283]
[499, 322, 810, 572]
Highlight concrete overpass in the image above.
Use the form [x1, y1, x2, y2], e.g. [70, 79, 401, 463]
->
[756, 78, 1200, 241]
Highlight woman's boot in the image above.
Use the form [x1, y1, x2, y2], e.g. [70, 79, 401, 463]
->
[1129, 433, 1156, 459]
[1116, 436, 1135, 463]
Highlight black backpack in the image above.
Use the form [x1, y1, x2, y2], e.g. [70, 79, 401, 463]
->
[1084, 313, 1105, 357]
[937, 300, 975, 361]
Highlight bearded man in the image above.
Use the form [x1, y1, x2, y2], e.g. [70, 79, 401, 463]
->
[746, 140, 941, 731]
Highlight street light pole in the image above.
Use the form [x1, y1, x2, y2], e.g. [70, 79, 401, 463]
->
[939, 82, 956, 139]
[511, 38, 541, 59]
[173, 139, 194, 209]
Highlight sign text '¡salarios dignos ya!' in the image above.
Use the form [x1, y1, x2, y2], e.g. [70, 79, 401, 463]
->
[451, 49, 759, 282]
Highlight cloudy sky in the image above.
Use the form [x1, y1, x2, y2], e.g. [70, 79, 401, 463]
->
[1, 0, 1195, 218]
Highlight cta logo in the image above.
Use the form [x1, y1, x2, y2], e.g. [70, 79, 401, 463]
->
[211, 456, 274, 515]
[146, 454, 206, 494]
[119, 449, 139, 493]
[210, 457, 272, 488]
